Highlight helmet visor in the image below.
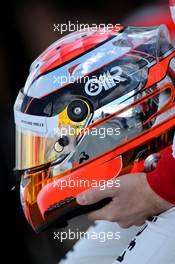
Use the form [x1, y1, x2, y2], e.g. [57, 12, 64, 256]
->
[15, 125, 66, 170]
[14, 92, 90, 170]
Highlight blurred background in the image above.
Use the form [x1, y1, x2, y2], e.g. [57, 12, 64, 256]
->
[1, 0, 174, 263]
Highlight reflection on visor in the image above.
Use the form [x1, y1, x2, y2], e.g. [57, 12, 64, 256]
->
[15, 101, 90, 170]
[15, 124, 80, 170]
[16, 127, 49, 170]
[70, 86, 172, 165]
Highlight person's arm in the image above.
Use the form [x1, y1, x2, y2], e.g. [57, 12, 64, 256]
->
[76, 145, 175, 228]
[147, 144, 175, 204]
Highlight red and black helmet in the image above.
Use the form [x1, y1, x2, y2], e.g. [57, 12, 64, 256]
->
[14, 25, 175, 232]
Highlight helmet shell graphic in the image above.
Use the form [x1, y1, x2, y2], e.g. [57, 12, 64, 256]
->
[14, 25, 175, 232]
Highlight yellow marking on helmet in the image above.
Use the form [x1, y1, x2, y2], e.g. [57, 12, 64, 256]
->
[59, 100, 90, 130]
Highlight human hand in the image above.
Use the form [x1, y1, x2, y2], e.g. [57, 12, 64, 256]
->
[76, 173, 173, 228]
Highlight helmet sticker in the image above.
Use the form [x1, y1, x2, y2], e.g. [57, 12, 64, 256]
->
[84, 66, 127, 96]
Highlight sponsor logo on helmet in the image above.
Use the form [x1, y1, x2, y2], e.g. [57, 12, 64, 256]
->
[84, 66, 126, 96]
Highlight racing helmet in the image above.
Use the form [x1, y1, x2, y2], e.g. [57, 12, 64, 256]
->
[14, 25, 175, 232]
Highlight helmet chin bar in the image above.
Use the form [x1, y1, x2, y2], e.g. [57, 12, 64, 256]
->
[42, 197, 112, 233]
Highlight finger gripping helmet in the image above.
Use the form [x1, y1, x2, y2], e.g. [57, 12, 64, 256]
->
[14, 25, 175, 232]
